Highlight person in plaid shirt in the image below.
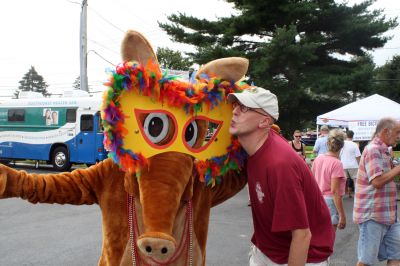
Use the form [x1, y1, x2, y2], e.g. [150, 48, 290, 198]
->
[353, 117, 400, 266]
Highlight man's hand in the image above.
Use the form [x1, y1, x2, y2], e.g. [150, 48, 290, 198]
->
[337, 215, 346, 230]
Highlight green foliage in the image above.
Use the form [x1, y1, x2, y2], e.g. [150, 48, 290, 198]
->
[372, 55, 400, 102]
[159, 0, 397, 137]
[16, 66, 49, 98]
[72, 76, 92, 91]
[156, 47, 192, 71]
[73, 76, 80, 90]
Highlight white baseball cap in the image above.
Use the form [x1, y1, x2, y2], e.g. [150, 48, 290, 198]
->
[228, 87, 279, 120]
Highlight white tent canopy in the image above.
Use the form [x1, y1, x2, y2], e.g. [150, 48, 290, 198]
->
[316, 94, 400, 127]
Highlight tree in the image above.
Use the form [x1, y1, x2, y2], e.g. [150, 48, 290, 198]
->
[72, 76, 92, 91]
[159, 0, 397, 136]
[16, 66, 49, 98]
[156, 47, 192, 70]
[73, 76, 80, 90]
[372, 55, 400, 102]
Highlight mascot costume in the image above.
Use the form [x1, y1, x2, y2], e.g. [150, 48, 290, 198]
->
[0, 30, 250, 266]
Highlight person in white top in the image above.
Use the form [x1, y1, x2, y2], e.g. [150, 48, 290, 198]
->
[340, 130, 361, 198]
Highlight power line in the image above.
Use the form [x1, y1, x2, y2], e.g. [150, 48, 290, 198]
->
[66, 0, 80, 5]
[89, 6, 125, 33]
[111, 0, 161, 34]
[87, 50, 116, 66]
[378, 47, 400, 50]
[89, 39, 119, 55]
[372, 79, 400, 82]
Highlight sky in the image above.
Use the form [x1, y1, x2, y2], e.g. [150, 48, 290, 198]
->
[0, 0, 399, 98]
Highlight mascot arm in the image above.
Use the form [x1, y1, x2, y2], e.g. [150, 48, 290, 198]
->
[210, 167, 247, 207]
[0, 158, 118, 205]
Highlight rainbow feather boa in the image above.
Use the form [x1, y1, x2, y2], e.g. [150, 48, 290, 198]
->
[102, 60, 248, 186]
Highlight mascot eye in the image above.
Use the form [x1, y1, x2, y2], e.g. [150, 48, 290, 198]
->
[185, 121, 198, 147]
[143, 113, 170, 144]
[182, 117, 222, 152]
[135, 109, 177, 148]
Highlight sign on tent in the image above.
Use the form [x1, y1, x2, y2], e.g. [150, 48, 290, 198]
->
[348, 121, 378, 141]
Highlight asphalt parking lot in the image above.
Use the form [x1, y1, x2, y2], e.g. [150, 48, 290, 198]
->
[0, 163, 399, 265]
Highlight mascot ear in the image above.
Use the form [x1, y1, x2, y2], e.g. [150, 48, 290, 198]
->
[196, 57, 249, 81]
[121, 30, 159, 65]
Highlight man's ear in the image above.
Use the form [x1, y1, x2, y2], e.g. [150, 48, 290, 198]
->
[259, 116, 272, 129]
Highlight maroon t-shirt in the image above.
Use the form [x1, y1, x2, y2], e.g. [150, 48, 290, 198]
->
[248, 131, 334, 264]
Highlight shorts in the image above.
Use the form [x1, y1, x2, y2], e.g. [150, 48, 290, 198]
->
[344, 168, 358, 180]
[249, 245, 329, 266]
[324, 197, 339, 225]
[357, 220, 400, 265]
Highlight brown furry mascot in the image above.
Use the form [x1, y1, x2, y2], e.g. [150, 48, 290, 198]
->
[0, 30, 250, 265]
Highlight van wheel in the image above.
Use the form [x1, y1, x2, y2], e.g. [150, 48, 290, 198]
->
[52, 147, 71, 171]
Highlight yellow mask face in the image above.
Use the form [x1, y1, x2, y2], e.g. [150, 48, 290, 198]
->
[119, 91, 233, 160]
[101, 60, 249, 181]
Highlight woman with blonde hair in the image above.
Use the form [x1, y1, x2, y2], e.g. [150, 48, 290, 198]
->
[312, 128, 347, 231]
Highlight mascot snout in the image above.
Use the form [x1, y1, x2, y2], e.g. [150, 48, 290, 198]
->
[136, 151, 194, 262]
[137, 234, 176, 262]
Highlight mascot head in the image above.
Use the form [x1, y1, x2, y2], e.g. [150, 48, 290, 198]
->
[101, 30, 249, 186]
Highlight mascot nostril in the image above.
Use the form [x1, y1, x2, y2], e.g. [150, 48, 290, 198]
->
[161, 247, 168, 254]
[146, 246, 152, 253]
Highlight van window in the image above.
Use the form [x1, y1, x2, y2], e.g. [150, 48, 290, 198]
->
[96, 112, 104, 133]
[81, 115, 93, 132]
[66, 109, 77, 122]
[8, 109, 25, 122]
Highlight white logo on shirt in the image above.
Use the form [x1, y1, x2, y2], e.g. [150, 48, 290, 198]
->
[256, 182, 265, 203]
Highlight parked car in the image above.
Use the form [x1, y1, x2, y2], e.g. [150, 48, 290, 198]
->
[301, 132, 317, 146]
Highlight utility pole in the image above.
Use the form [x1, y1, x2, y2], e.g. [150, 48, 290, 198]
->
[79, 0, 88, 92]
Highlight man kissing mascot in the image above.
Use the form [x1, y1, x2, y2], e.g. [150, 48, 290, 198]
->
[0, 30, 251, 265]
